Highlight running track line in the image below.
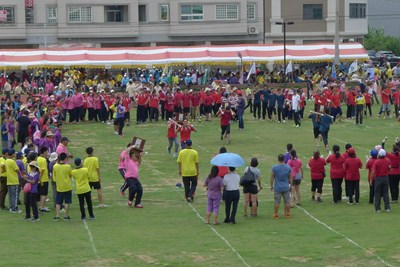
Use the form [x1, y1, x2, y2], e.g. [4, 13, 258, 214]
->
[83, 220, 99, 259]
[296, 205, 392, 267]
[187, 201, 251, 267]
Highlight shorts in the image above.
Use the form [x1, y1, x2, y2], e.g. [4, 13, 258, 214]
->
[89, 181, 102, 190]
[243, 184, 258, 194]
[38, 182, 49, 196]
[204, 105, 212, 114]
[274, 190, 290, 205]
[293, 179, 302, 186]
[174, 106, 182, 113]
[221, 124, 231, 135]
[382, 103, 391, 112]
[56, 191, 72, 205]
[113, 119, 118, 125]
[183, 107, 190, 113]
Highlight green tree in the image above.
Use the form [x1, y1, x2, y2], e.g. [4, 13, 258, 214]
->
[364, 27, 400, 55]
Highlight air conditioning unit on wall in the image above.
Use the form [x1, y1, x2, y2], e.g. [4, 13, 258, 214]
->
[248, 26, 258, 35]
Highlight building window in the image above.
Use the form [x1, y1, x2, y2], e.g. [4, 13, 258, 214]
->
[25, 7, 34, 24]
[349, 3, 366, 19]
[47, 6, 57, 24]
[105, 5, 125, 22]
[160, 4, 169, 22]
[181, 5, 203, 21]
[0, 6, 15, 24]
[68, 6, 92, 23]
[216, 4, 238, 20]
[303, 4, 323, 20]
[247, 3, 256, 20]
[139, 5, 146, 22]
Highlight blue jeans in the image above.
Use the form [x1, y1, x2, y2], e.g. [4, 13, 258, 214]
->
[8, 185, 19, 211]
[237, 112, 244, 129]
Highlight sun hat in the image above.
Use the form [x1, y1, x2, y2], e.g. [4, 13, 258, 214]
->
[29, 161, 39, 169]
[378, 149, 386, 157]
[49, 152, 58, 162]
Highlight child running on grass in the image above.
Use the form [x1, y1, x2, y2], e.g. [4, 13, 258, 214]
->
[72, 158, 95, 220]
[84, 147, 104, 208]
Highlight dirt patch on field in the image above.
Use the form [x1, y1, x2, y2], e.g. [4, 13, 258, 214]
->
[135, 254, 160, 265]
[85, 258, 122, 267]
[281, 256, 311, 263]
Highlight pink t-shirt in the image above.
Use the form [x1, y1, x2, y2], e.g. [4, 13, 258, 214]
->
[287, 159, 302, 179]
[124, 156, 139, 179]
[118, 150, 127, 170]
[56, 144, 69, 164]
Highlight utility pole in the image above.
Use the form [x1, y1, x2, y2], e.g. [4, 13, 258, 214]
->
[275, 21, 294, 89]
[334, 0, 340, 65]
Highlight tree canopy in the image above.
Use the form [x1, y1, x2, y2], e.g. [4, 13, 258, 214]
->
[364, 27, 400, 55]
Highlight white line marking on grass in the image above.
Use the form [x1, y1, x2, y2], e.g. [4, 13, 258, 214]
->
[187, 202, 251, 267]
[194, 143, 211, 153]
[254, 135, 309, 160]
[296, 205, 392, 267]
[331, 137, 370, 152]
[83, 220, 99, 259]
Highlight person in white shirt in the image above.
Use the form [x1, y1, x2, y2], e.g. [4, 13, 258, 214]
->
[292, 90, 301, 127]
[222, 167, 240, 224]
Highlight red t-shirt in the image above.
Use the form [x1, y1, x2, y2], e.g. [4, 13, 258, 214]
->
[220, 111, 233, 126]
[174, 92, 182, 107]
[182, 94, 191, 108]
[167, 123, 177, 138]
[381, 89, 390, 104]
[204, 95, 214, 106]
[122, 97, 131, 110]
[191, 94, 201, 107]
[346, 91, 356, 106]
[149, 95, 159, 108]
[326, 154, 345, 179]
[217, 166, 229, 178]
[393, 91, 400, 105]
[178, 125, 195, 142]
[344, 157, 362, 181]
[137, 94, 148, 106]
[386, 153, 400, 175]
[366, 158, 377, 182]
[331, 93, 341, 108]
[363, 93, 372, 104]
[372, 158, 391, 177]
[308, 157, 326, 180]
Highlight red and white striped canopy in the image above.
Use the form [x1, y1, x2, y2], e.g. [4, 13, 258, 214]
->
[0, 43, 368, 69]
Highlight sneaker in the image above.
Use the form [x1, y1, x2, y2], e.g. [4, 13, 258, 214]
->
[135, 204, 144, 208]
[167, 147, 171, 154]
[285, 214, 290, 219]
[348, 201, 353, 205]
[273, 213, 279, 219]
[53, 216, 60, 222]
[31, 218, 40, 222]
[98, 204, 105, 208]
[39, 207, 51, 212]
[376, 210, 381, 213]
[89, 215, 96, 220]
[187, 197, 192, 203]
[173, 153, 178, 158]
[128, 200, 132, 206]
[316, 198, 322, 203]
[24, 217, 31, 221]
[64, 216, 71, 221]
[386, 209, 391, 212]
[81, 217, 86, 221]
[283, 120, 286, 123]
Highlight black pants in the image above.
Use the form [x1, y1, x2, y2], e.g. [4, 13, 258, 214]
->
[294, 111, 301, 126]
[262, 102, 268, 119]
[355, 105, 363, 124]
[369, 180, 375, 204]
[137, 105, 147, 123]
[346, 104, 354, 118]
[149, 107, 159, 122]
[160, 101, 165, 120]
[375, 176, 390, 211]
[311, 179, 324, 193]
[388, 174, 400, 201]
[99, 107, 108, 122]
[24, 192, 38, 219]
[117, 117, 124, 135]
[244, 99, 253, 113]
[277, 107, 283, 122]
[364, 103, 372, 117]
[0, 176, 7, 208]
[331, 178, 343, 203]
[77, 191, 94, 219]
[346, 180, 360, 203]
[182, 176, 197, 200]
[225, 190, 240, 223]
[320, 131, 329, 147]
[253, 103, 261, 119]
[88, 108, 95, 121]
[127, 178, 143, 206]
[268, 106, 276, 120]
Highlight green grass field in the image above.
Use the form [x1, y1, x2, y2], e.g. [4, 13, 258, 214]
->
[1, 103, 400, 267]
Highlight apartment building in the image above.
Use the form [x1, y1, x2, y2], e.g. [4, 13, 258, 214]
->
[0, 0, 367, 48]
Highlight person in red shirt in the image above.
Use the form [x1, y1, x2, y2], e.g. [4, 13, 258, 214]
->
[159, 89, 166, 121]
[149, 90, 159, 122]
[392, 87, 400, 118]
[308, 150, 326, 202]
[363, 90, 372, 117]
[346, 89, 356, 119]
[378, 85, 391, 118]
[167, 120, 179, 158]
[371, 149, 392, 212]
[181, 89, 191, 118]
[177, 118, 196, 149]
[344, 148, 363, 205]
[330, 87, 342, 122]
[203, 89, 214, 121]
[164, 91, 174, 121]
[366, 149, 378, 204]
[173, 88, 183, 115]
[135, 88, 149, 124]
[326, 145, 345, 204]
[385, 144, 400, 203]
[217, 106, 234, 145]
[190, 90, 201, 122]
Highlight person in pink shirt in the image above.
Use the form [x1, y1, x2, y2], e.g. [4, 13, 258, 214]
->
[45, 79, 55, 95]
[66, 92, 75, 123]
[287, 150, 303, 206]
[118, 143, 132, 196]
[71, 90, 84, 123]
[56, 137, 73, 164]
[124, 146, 143, 208]
[93, 92, 101, 122]
[86, 91, 95, 122]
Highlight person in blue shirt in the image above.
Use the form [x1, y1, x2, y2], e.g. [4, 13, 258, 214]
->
[253, 87, 262, 120]
[268, 88, 277, 120]
[319, 108, 333, 152]
[276, 89, 285, 123]
[261, 86, 270, 120]
[184, 73, 192, 86]
[270, 154, 292, 219]
[121, 74, 130, 90]
[1, 115, 8, 149]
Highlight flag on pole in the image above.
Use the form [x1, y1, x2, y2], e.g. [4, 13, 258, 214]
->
[162, 63, 169, 76]
[331, 61, 337, 79]
[246, 62, 256, 81]
[202, 68, 210, 85]
[285, 61, 293, 75]
[239, 65, 244, 85]
[348, 60, 358, 75]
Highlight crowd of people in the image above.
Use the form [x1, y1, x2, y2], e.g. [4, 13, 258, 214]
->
[1, 61, 400, 222]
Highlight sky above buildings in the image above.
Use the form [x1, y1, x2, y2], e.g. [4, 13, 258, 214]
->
[368, 0, 400, 37]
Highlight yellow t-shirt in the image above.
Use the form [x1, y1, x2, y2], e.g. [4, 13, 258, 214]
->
[37, 156, 49, 183]
[5, 159, 19, 185]
[83, 157, 99, 182]
[53, 163, 72, 192]
[177, 148, 199, 177]
[71, 167, 91, 195]
[0, 156, 6, 177]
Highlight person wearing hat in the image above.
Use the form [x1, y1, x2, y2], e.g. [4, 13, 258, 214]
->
[0, 148, 8, 209]
[343, 148, 363, 205]
[5, 149, 21, 213]
[177, 139, 199, 202]
[53, 152, 73, 221]
[366, 149, 379, 204]
[371, 149, 392, 213]
[72, 157, 95, 220]
[23, 161, 40, 221]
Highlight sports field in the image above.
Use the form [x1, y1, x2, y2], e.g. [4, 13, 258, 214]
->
[1, 104, 399, 267]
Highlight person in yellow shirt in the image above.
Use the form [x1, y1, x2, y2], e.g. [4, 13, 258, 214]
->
[83, 147, 103, 208]
[0, 148, 8, 210]
[53, 152, 72, 221]
[72, 158, 95, 220]
[355, 91, 366, 125]
[37, 147, 51, 212]
[5, 149, 21, 213]
[177, 139, 199, 202]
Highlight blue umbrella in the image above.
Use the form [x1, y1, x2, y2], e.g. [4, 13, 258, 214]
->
[210, 153, 245, 167]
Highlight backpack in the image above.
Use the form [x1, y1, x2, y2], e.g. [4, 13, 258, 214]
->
[240, 168, 256, 187]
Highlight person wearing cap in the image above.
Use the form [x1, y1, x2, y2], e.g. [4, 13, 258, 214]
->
[56, 137, 73, 163]
[371, 149, 392, 212]
[23, 161, 41, 221]
[53, 152, 73, 221]
[177, 139, 199, 202]
[366, 149, 379, 204]
[343, 148, 363, 205]
[84, 147, 104, 208]
[37, 147, 51, 212]
[72, 157, 95, 220]
[124, 145, 144, 208]
[5, 149, 21, 213]
[0, 148, 8, 209]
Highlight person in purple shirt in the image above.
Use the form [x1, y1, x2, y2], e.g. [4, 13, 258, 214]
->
[54, 124, 62, 147]
[23, 161, 40, 221]
[284, 143, 294, 164]
[16, 151, 26, 205]
[6, 116, 15, 149]
[204, 166, 224, 225]
[35, 131, 56, 154]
